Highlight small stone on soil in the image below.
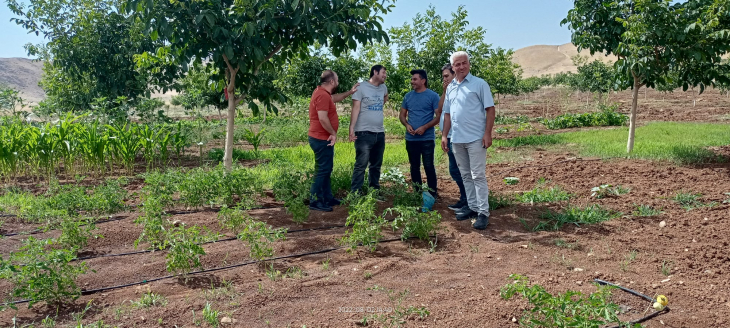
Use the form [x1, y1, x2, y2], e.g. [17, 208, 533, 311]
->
[659, 221, 666, 228]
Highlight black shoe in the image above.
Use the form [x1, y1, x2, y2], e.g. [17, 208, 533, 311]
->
[456, 208, 477, 221]
[455, 205, 471, 214]
[448, 199, 467, 211]
[473, 213, 490, 230]
[309, 202, 333, 212]
[326, 198, 342, 206]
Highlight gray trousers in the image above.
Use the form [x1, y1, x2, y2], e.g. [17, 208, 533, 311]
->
[452, 140, 489, 216]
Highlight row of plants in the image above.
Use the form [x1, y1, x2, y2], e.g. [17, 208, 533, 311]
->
[0, 115, 196, 180]
[540, 104, 628, 130]
[0, 179, 128, 225]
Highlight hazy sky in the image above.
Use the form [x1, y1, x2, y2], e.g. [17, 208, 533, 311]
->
[0, 0, 574, 58]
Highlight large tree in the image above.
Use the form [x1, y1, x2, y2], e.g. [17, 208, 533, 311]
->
[7, 0, 175, 113]
[563, 0, 730, 153]
[127, 0, 393, 170]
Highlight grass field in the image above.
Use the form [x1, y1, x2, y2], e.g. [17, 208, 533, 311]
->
[498, 122, 730, 163]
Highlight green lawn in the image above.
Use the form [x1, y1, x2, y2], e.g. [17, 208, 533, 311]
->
[496, 122, 730, 164]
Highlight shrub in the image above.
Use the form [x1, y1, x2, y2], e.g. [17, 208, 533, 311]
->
[165, 225, 207, 277]
[272, 169, 311, 224]
[0, 237, 88, 309]
[387, 206, 441, 241]
[237, 219, 287, 261]
[500, 274, 635, 327]
[341, 192, 386, 252]
[541, 104, 627, 130]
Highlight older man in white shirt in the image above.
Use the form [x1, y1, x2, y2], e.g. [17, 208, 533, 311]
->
[440, 51, 496, 230]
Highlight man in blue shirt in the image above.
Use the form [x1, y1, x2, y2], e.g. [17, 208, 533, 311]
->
[440, 51, 496, 230]
[399, 69, 441, 197]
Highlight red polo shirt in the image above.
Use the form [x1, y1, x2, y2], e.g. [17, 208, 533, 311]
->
[308, 86, 338, 140]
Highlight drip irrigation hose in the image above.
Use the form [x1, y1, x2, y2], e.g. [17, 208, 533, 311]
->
[593, 279, 670, 328]
[72, 224, 347, 262]
[2, 235, 433, 306]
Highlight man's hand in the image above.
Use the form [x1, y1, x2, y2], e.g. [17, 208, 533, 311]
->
[482, 133, 493, 149]
[406, 124, 415, 135]
[441, 136, 449, 153]
[442, 79, 450, 92]
[349, 130, 357, 142]
[414, 126, 426, 135]
[327, 134, 337, 146]
[350, 83, 360, 95]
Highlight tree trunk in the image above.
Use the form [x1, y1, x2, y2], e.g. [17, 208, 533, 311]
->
[262, 106, 267, 123]
[223, 86, 236, 171]
[627, 74, 641, 154]
[692, 87, 696, 107]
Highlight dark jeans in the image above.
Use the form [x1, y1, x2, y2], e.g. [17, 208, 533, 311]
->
[405, 139, 437, 195]
[448, 138, 467, 202]
[309, 136, 335, 204]
[351, 131, 385, 192]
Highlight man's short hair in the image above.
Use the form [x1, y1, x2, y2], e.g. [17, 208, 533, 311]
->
[410, 69, 428, 87]
[450, 51, 470, 65]
[370, 64, 386, 78]
[320, 70, 336, 85]
[442, 63, 454, 74]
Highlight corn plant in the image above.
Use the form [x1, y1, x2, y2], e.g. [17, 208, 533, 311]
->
[107, 123, 142, 175]
[54, 113, 82, 176]
[165, 225, 207, 278]
[156, 127, 172, 168]
[242, 127, 265, 152]
[0, 237, 88, 309]
[138, 125, 157, 171]
[0, 118, 28, 180]
[171, 122, 190, 166]
[78, 122, 109, 176]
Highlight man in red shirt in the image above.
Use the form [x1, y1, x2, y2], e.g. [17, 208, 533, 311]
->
[308, 70, 359, 212]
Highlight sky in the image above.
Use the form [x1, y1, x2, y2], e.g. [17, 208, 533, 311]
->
[0, 0, 574, 58]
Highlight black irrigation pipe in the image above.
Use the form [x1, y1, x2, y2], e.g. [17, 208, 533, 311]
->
[3, 235, 431, 306]
[72, 223, 348, 262]
[593, 279, 670, 328]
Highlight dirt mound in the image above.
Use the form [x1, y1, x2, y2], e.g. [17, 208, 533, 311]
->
[513, 43, 617, 78]
[0, 57, 45, 105]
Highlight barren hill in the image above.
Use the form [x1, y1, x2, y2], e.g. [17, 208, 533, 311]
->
[513, 42, 617, 78]
[0, 58, 45, 105]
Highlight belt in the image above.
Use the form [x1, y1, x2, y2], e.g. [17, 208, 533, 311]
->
[354, 131, 385, 135]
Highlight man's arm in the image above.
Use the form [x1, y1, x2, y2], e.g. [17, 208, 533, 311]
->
[332, 83, 359, 103]
[482, 106, 496, 149]
[440, 113, 451, 152]
[317, 111, 337, 146]
[349, 100, 361, 141]
[399, 107, 415, 135]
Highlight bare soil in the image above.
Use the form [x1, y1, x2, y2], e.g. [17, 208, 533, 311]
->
[1, 146, 729, 327]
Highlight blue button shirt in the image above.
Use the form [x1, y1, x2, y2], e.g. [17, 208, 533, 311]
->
[442, 73, 495, 144]
[402, 89, 441, 141]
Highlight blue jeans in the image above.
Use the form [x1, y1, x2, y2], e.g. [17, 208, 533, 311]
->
[309, 136, 335, 204]
[448, 138, 467, 202]
[405, 140, 437, 195]
[351, 131, 385, 192]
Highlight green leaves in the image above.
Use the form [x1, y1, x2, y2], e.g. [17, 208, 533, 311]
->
[500, 274, 632, 328]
